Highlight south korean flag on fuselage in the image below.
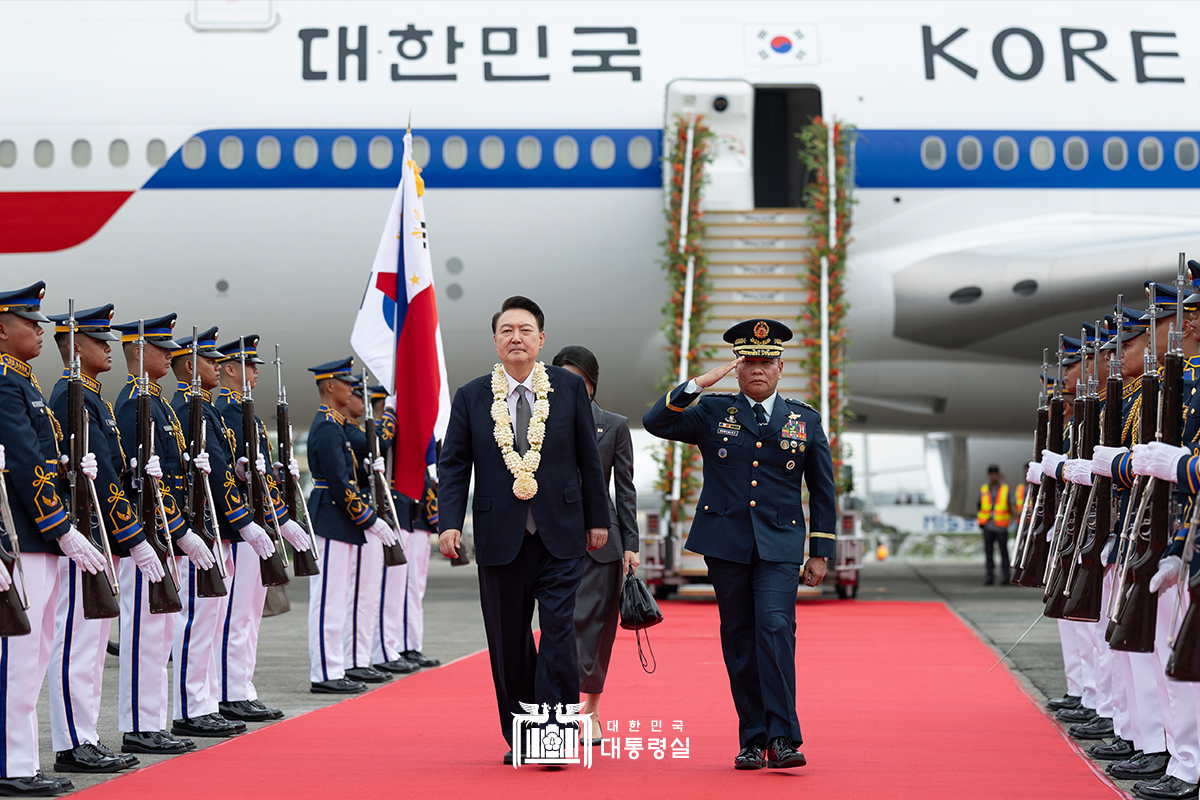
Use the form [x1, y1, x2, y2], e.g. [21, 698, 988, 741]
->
[743, 25, 820, 65]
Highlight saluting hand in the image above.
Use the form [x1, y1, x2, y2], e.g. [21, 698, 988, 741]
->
[694, 357, 744, 390]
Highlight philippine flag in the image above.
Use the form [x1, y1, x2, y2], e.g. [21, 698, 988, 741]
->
[350, 129, 450, 499]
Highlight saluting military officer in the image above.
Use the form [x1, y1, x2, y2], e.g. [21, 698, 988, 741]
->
[0, 282, 108, 797]
[643, 319, 836, 772]
[46, 304, 159, 774]
[305, 358, 400, 694]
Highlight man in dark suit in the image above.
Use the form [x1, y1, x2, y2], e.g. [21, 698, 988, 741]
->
[643, 319, 837, 772]
[438, 296, 610, 764]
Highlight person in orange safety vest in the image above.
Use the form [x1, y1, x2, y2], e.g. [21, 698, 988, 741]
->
[977, 465, 1013, 585]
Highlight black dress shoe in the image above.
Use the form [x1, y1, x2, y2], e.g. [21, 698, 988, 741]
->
[106, 641, 119, 657]
[0, 772, 66, 797]
[1057, 706, 1098, 724]
[44, 775, 72, 793]
[207, 713, 246, 733]
[1070, 717, 1114, 739]
[121, 731, 188, 755]
[1110, 752, 1171, 780]
[401, 650, 441, 668]
[374, 658, 418, 674]
[1047, 694, 1082, 711]
[219, 700, 274, 722]
[766, 736, 807, 769]
[734, 743, 765, 770]
[53, 742, 126, 773]
[96, 740, 138, 769]
[345, 666, 391, 683]
[1090, 738, 1137, 760]
[311, 678, 367, 694]
[248, 699, 284, 720]
[172, 715, 241, 738]
[1136, 775, 1200, 799]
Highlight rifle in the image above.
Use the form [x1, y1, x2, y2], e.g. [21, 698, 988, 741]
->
[134, 320, 183, 614]
[184, 327, 227, 598]
[65, 299, 121, 620]
[1111, 292, 1180, 652]
[239, 339, 289, 587]
[1011, 352, 1050, 585]
[362, 370, 406, 567]
[1063, 315, 1122, 621]
[1017, 338, 1065, 588]
[274, 345, 319, 577]
[0, 439, 31, 636]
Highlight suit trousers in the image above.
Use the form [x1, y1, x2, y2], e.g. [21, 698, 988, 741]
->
[477, 532, 585, 745]
[1, 554, 58, 778]
[173, 558, 227, 721]
[705, 549, 803, 748]
[118, 557, 177, 733]
[49, 557, 112, 752]
[574, 557, 623, 694]
[220, 542, 268, 703]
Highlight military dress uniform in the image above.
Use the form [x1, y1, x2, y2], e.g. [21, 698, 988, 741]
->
[46, 305, 143, 772]
[643, 319, 836, 769]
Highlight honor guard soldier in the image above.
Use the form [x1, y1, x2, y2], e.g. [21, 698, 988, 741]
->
[167, 328, 249, 738]
[111, 314, 196, 756]
[305, 358, 400, 694]
[643, 319, 836, 771]
[0, 283, 108, 796]
[47, 304, 155, 774]
[214, 335, 307, 721]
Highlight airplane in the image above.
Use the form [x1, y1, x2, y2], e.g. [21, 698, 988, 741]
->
[2, 0, 1198, 516]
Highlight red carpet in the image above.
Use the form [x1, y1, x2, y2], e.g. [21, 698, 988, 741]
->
[79, 601, 1120, 799]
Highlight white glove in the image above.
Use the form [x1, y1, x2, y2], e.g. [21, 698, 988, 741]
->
[0, 443, 5, 473]
[1133, 442, 1191, 483]
[288, 457, 300, 480]
[139, 454, 162, 479]
[0, 559, 11, 593]
[57, 527, 106, 574]
[239, 521, 276, 560]
[1024, 461, 1042, 485]
[364, 518, 399, 547]
[192, 451, 211, 475]
[1092, 445, 1129, 478]
[129, 540, 165, 582]
[1041, 449, 1067, 478]
[279, 519, 311, 552]
[1151, 555, 1183, 594]
[255, 452, 267, 475]
[1101, 537, 1115, 564]
[1062, 459, 1093, 486]
[372, 456, 386, 474]
[235, 456, 249, 482]
[81, 452, 98, 480]
[176, 530, 216, 570]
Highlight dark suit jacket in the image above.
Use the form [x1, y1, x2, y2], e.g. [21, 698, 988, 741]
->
[589, 402, 638, 564]
[439, 365, 610, 567]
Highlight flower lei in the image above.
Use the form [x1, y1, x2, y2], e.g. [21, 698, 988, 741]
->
[491, 362, 552, 500]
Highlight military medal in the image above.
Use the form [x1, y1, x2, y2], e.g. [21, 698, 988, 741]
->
[786, 460, 796, 470]
[780, 440, 789, 450]
[718, 448, 727, 458]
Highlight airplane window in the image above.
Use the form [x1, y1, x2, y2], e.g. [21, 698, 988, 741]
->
[109, 140, 129, 167]
[0, 140, 14, 168]
[993, 136, 1018, 170]
[1176, 137, 1198, 171]
[949, 286, 982, 304]
[1030, 136, 1054, 170]
[368, 136, 392, 169]
[554, 136, 579, 169]
[442, 136, 467, 170]
[71, 140, 91, 167]
[480, 136, 505, 169]
[1138, 137, 1162, 171]
[1103, 137, 1127, 170]
[219, 136, 243, 169]
[34, 140, 53, 168]
[627, 135, 653, 169]
[182, 137, 206, 169]
[956, 136, 981, 170]
[146, 139, 167, 167]
[293, 136, 318, 169]
[590, 136, 616, 170]
[516, 136, 541, 169]
[919, 136, 945, 170]
[1063, 137, 1088, 170]
[333, 136, 357, 169]
[257, 136, 281, 169]
[411, 136, 430, 168]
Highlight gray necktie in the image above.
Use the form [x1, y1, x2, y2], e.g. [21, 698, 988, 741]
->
[515, 388, 531, 455]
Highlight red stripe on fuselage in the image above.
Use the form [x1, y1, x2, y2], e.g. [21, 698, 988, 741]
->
[0, 191, 133, 253]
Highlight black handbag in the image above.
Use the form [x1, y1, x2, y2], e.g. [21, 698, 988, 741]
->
[620, 567, 663, 673]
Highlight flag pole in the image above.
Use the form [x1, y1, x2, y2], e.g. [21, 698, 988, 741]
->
[389, 120, 410, 494]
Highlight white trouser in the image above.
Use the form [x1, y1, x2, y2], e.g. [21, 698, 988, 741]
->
[1058, 618, 1087, 700]
[49, 558, 113, 752]
[1084, 567, 1116, 722]
[1129, 648, 1169, 754]
[372, 529, 411, 664]
[219, 541, 268, 703]
[0, 553, 59, 778]
[345, 536, 383, 670]
[309, 537, 357, 682]
[173, 558, 228, 721]
[403, 531, 431, 653]
[1155, 589, 1200, 782]
[118, 557, 178, 733]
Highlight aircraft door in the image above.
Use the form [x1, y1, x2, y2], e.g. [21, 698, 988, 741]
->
[664, 79, 754, 211]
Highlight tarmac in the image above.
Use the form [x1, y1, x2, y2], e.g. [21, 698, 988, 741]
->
[36, 554, 1124, 792]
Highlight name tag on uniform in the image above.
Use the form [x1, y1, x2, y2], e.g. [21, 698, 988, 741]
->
[717, 423, 741, 437]
[782, 419, 806, 441]
[31, 400, 44, 409]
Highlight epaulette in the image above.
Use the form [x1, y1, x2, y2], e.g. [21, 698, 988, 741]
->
[703, 392, 735, 398]
[786, 397, 818, 412]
